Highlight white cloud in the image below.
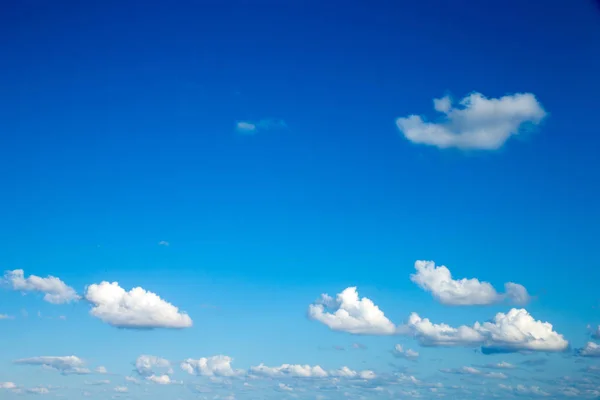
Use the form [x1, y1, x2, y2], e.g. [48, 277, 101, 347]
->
[250, 364, 328, 378]
[396, 92, 546, 150]
[14, 356, 90, 375]
[84, 380, 110, 385]
[578, 342, 600, 357]
[410, 260, 531, 306]
[480, 361, 515, 369]
[308, 287, 399, 335]
[124, 376, 139, 384]
[0, 382, 16, 389]
[405, 309, 568, 353]
[235, 119, 287, 135]
[277, 383, 293, 392]
[94, 366, 107, 374]
[0, 314, 14, 320]
[392, 345, 419, 360]
[158, 241, 169, 246]
[440, 367, 507, 379]
[84, 282, 192, 329]
[589, 325, 600, 339]
[250, 363, 375, 381]
[3, 269, 79, 304]
[477, 309, 569, 354]
[499, 384, 550, 396]
[406, 313, 485, 347]
[27, 387, 50, 394]
[181, 356, 243, 377]
[114, 386, 128, 393]
[147, 374, 176, 385]
[135, 355, 172, 377]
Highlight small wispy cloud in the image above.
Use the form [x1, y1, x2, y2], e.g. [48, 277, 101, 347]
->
[158, 241, 169, 246]
[235, 119, 287, 135]
[0, 314, 14, 320]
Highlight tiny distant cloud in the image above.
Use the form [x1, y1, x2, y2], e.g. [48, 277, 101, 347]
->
[396, 92, 546, 150]
[235, 119, 287, 135]
[352, 343, 367, 350]
[0, 314, 14, 320]
[158, 241, 169, 246]
[392, 344, 419, 360]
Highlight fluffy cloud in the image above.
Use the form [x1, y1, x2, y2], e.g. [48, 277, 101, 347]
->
[0, 314, 13, 319]
[396, 92, 546, 150]
[181, 356, 243, 377]
[3, 269, 79, 304]
[94, 366, 108, 374]
[410, 260, 530, 306]
[405, 309, 568, 353]
[577, 342, 600, 357]
[27, 387, 50, 394]
[84, 282, 192, 329]
[235, 119, 287, 135]
[0, 382, 16, 389]
[392, 345, 419, 360]
[479, 361, 515, 370]
[250, 364, 328, 378]
[135, 355, 173, 377]
[249, 363, 375, 380]
[308, 287, 399, 335]
[114, 386, 128, 393]
[147, 374, 176, 385]
[14, 356, 90, 375]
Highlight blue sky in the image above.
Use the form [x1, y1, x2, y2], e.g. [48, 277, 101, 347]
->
[1, 0, 600, 398]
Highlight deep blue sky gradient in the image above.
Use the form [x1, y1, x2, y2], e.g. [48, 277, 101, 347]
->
[1, 1, 599, 398]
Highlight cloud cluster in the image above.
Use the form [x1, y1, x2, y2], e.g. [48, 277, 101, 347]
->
[250, 363, 375, 380]
[396, 92, 546, 150]
[406, 308, 568, 353]
[135, 355, 173, 377]
[14, 356, 90, 375]
[181, 356, 243, 377]
[577, 342, 600, 357]
[84, 282, 193, 329]
[410, 260, 530, 306]
[308, 287, 398, 335]
[3, 269, 79, 304]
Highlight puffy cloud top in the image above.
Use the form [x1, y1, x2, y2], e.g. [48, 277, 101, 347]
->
[3, 269, 79, 304]
[181, 356, 243, 377]
[577, 342, 600, 357]
[135, 355, 172, 377]
[392, 345, 419, 360]
[84, 282, 192, 329]
[308, 287, 398, 335]
[405, 309, 568, 353]
[410, 261, 530, 306]
[250, 363, 375, 380]
[396, 92, 546, 150]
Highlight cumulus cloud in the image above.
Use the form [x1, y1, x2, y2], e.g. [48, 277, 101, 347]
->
[479, 361, 516, 370]
[84, 282, 192, 329]
[410, 260, 531, 306]
[0, 382, 16, 389]
[114, 386, 128, 393]
[27, 387, 50, 394]
[577, 342, 600, 357]
[392, 345, 419, 360]
[134, 355, 172, 377]
[0, 314, 14, 320]
[14, 356, 90, 375]
[147, 374, 177, 385]
[235, 119, 287, 135]
[396, 92, 546, 150]
[308, 287, 399, 335]
[250, 363, 375, 381]
[405, 309, 568, 353]
[181, 356, 243, 377]
[250, 364, 328, 379]
[3, 269, 79, 304]
[158, 241, 169, 246]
